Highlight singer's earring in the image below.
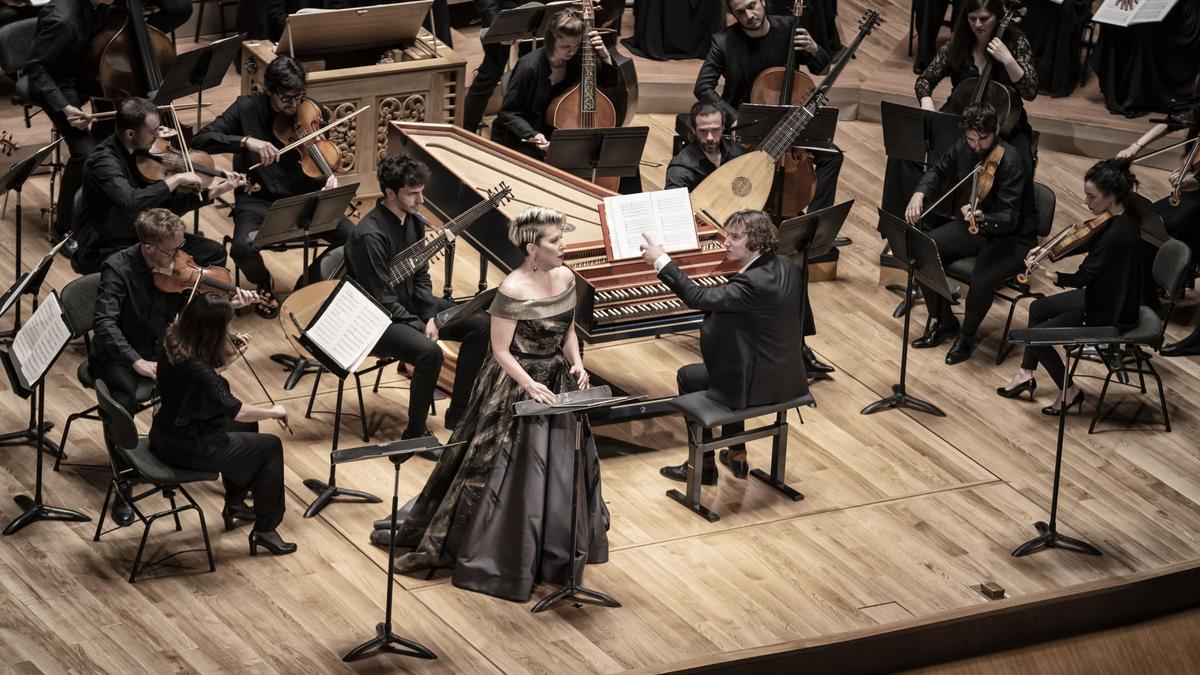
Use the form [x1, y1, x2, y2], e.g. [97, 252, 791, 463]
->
[532, 258, 538, 272]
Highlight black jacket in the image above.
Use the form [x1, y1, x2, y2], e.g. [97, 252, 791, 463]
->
[1055, 212, 1142, 331]
[343, 200, 440, 330]
[93, 244, 187, 368]
[23, 0, 104, 112]
[492, 47, 618, 149]
[665, 138, 744, 192]
[658, 252, 808, 410]
[915, 137, 1034, 241]
[694, 14, 831, 122]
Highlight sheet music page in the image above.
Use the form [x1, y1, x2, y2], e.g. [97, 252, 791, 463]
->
[602, 188, 700, 261]
[651, 188, 702, 253]
[1093, 0, 1178, 26]
[304, 282, 391, 373]
[1128, 0, 1179, 23]
[11, 293, 70, 390]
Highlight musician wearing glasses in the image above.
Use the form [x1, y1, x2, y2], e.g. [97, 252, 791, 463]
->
[73, 97, 240, 274]
[191, 55, 354, 319]
[342, 155, 490, 440]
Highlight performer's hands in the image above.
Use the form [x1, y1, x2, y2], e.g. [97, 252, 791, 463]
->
[166, 172, 204, 192]
[569, 362, 590, 389]
[639, 232, 665, 266]
[960, 203, 983, 223]
[527, 133, 550, 152]
[270, 404, 290, 426]
[231, 287, 262, 309]
[244, 137, 279, 165]
[986, 37, 1015, 68]
[424, 318, 439, 343]
[524, 380, 557, 405]
[323, 174, 339, 190]
[211, 170, 248, 198]
[132, 359, 158, 379]
[793, 27, 818, 55]
[1023, 246, 1043, 269]
[1183, 174, 1199, 193]
[63, 105, 92, 130]
[919, 96, 936, 112]
[905, 193, 925, 224]
[1116, 0, 1137, 10]
[1116, 143, 1140, 161]
[231, 332, 251, 354]
[588, 30, 612, 63]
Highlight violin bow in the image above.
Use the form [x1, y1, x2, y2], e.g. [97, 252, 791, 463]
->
[1129, 135, 1200, 164]
[245, 105, 369, 172]
[916, 164, 981, 222]
[228, 332, 294, 436]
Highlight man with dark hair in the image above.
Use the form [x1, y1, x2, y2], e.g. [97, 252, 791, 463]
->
[191, 55, 354, 317]
[73, 96, 238, 273]
[694, 0, 843, 212]
[343, 154, 490, 439]
[640, 209, 809, 486]
[904, 101, 1033, 365]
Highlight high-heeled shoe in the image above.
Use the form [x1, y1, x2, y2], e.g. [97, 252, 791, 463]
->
[222, 503, 255, 531]
[249, 531, 297, 556]
[997, 377, 1036, 400]
[1041, 390, 1084, 416]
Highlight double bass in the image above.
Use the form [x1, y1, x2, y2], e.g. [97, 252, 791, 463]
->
[80, 0, 176, 105]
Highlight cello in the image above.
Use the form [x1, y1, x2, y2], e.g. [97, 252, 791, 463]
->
[945, 2, 1026, 136]
[748, 0, 818, 218]
[80, 0, 176, 105]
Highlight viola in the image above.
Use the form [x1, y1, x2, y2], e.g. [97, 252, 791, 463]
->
[1018, 212, 1113, 283]
[272, 98, 342, 182]
[945, 3, 1026, 136]
[1169, 88, 1200, 206]
[152, 250, 277, 315]
[967, 143, 1005, 234]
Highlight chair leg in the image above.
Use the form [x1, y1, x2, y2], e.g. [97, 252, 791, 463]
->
[53, 407, 91, 470]
[129, 515, 158, 583]
[94, 481, 115, 542]
[750, 413, 804, 501]
[168, 490, 182, 531]
[194, 0, 205, 42]
[179, 486, 216, 573]
[995, 293, 1032, 365]
[1088, 368, 1120, 434]
[665, 422, 719, 522]
[1144, 356, 1171, 432]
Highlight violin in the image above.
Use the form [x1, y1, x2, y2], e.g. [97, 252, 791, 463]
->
[272, 98, 342, 182]
[136, 135, 225, 191]
[967, 143, 1005, 234]
[152, 249, 279, 315]
[1017, 212, 1113, 284]
[748, 0, 818, 217]
[945, 3, 1026, 136]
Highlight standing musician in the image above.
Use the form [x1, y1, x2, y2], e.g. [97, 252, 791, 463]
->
[999, 160, 1142, 414]
[491, 7, 618, 158]
[904, 102, 1032, 365]
[22, 0, 193, 239]
[462, 0, 526, 134]
[667, 100, 833, 376]
[73, 96, 242, 273]
[640, 210, 808, 486]
[693, 0, 844, 212]
[343, 155, 490, 439]
[190, 55, 354, 318]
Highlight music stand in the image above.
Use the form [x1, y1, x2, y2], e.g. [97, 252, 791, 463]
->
[779, 201, 854, 380]
[1, 291, 90, 535]
[546, 127, 649, 182]
[1, 138, 63, 337]
[254, 183, 358, 286]
[862, 209, 953, 417]
[482, 1, 573, 44]
[336, 435, 460, 663]
[513, 385, 634, 613]
[734, 104, 839, 150]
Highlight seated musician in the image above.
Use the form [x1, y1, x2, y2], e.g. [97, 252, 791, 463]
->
[491, 7, 617, 159]
[999, 160, 1142, 414]
[22, 0, 193, 239]
[904, 102, 1032, 365]
[73, 96, 240, 273]
[151, 292, 295, 556]
[342, 155, 490, 439]
[94, 208, 260, 525]
[640, 210, 808, 486]
[667, 100, 833, 376]
[693, 0, 844, 212]
[190, 55, 355, 318]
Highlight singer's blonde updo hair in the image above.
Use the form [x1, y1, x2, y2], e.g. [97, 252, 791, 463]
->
[507, 207, 566, 255]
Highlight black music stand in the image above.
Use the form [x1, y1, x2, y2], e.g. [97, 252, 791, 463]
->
[1, 139, 63, 337]
[513, 385, 634, 613]
[734, 104, 839, 149]
[337, 435, 460, 663]
[546, 127, 649, 182]
[482, 1, 573, 44]
[254, 183, 359, 285]
[1, 291, 90, 535]
[862, 209, 952, 417]
[1006, 327, 1110, 558]
[779, 200, 854, 380]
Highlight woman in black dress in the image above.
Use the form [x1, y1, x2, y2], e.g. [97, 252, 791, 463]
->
[998, 159, 1143, 414]
[1090, 0, 1200, 118]
[149, 293, 296, 556]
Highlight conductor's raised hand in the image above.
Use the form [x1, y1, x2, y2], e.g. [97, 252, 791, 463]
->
[639, 232, 665, 266]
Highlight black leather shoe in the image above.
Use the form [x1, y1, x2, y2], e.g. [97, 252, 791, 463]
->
[222, 503, 256, 531]
[660, 460, 718, 486]
[249, 531, 298, 556]
[996, 377, 1036, 400]
[718, 449, 749, 479]
[112, 497, 135, 527]
[912, 320, 960, 349]
[443, 407, 464, 431]
[944, 334, 977, 365]
[803, 346, 835, 375]
[1161, 333, 1200, 357]
[1042, 390, 1084, 416]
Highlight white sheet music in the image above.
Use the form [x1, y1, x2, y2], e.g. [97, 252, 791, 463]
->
[304, 282, 391, 373]
[11, 293, 71, 391]
[602, 188, 701, 261]
[1093, 0, 1179, 26]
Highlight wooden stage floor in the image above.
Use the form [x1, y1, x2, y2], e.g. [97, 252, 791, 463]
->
[2, 4, 1200, 673]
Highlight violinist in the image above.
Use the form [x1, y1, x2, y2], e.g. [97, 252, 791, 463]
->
[74, 96, 242, 274]
[999, 160, 1142, 414]
[150, 291, 295, 556]
[693, 0, 844, 212]
[904, 102, 1032, 365]
[190, 55, 355, 318]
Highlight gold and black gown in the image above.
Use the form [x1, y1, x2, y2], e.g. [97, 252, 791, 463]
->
[379, 281, 609, 602]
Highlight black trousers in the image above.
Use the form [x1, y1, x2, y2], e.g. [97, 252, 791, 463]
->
[1020, 289, 1086, 389]
[463, 40, 512, 133]
[148, 0, 192, 33]
[371, 297, 490, 434]
[918, 221, 1030, 337]
[811, 145, 844, 213]
[39, 87, 95, 237]
[677, 363, 744, 458]
[165, 427, 287, 532]
[229, 194, 354, 288]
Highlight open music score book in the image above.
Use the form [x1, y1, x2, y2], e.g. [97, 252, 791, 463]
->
[301, 279, 391, 375]
[9, 292, 71, 392]
[598, 188, 701, 262]
[1092, 0, 1179, 26]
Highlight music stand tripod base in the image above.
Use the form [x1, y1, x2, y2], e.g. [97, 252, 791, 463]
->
[0, 423, 61, 458]
[343, 622, 437, 662]
[302, 478, 381, 519]
[861, 384, 946, 417]
[3, 495, 90, 536]
[532, 583, 621, 613]
[1012, 521, 1102, 558]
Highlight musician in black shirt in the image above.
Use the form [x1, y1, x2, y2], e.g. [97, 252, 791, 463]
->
[693, 0, 843, 212]
[343, 155, 489, 438]
[462, 0, 524, 133]
[191, 55, 354, 317]
[905, 102, 1031, 365]
[74, 97, 239, 273]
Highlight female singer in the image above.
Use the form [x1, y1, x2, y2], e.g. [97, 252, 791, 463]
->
[375, 207, 608, 603]
[998, 159, 1143, 414]
[149, 293, 295, 556]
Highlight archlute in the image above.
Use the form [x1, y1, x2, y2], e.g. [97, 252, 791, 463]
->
[690, 10, 882, 228]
